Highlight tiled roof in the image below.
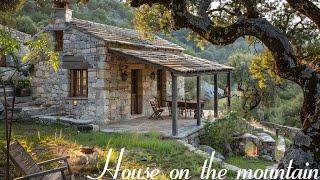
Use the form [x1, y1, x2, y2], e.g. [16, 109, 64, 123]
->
[70, 18, 184, 51]
[109, 48, 233, 76]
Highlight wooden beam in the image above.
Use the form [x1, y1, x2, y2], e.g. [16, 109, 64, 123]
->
[227, 71, 231, 110]
[197, 76, 201, 126]
[214, 74, 218, 118]
[171, 73, 178, 136]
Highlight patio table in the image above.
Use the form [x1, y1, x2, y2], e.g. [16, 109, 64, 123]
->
[166, 99, 205, 119]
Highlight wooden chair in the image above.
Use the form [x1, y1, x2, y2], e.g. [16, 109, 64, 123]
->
[149, 100, 164, 120]
[2, 141, 72, 180]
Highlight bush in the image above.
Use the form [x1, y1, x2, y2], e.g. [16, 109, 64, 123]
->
[201, 112, 253, 153]
[14, 78, 31, 97]
[16, 16, 38, 35]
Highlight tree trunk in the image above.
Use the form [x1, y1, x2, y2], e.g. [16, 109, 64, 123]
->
[1, 80, 10, 180]
[278, 80, 320, 173]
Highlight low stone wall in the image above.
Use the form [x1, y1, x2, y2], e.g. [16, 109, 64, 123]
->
[260, 121, 300, 140]
[183, 128, 204, 147]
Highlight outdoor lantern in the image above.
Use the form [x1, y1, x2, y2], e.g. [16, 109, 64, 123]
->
[73, 100, 78, 106]
[121, 72, 128, 81]
[150, 72, 156, 80]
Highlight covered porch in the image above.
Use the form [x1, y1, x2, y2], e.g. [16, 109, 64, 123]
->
[109, 48, 233, 136]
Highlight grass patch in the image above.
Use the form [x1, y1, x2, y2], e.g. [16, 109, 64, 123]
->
[225, 156, 274, 170]
[0, 122, 233, 179]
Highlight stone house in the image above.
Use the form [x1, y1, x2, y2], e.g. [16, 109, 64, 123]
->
[31, 3, 233, 131]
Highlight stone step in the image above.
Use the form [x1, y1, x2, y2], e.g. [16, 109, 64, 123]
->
[0, 88, 14, 97]
[34, 115, 93, 126]
[15, 105, 62, 121]
[0, 104, 61, 121]
[3, 96, 33, 105]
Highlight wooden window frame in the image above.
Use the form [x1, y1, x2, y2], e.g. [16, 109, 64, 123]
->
[54, 30, 63, 51]
[69, 69, 88, 98]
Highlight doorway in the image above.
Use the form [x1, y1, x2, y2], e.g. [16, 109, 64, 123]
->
[131, 69, 143, 115]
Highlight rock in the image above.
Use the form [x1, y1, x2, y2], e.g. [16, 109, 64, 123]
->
[257, 133, 275, 143]
[77, 124, 99, 132]
[77, 125, 93, 132]
[242, 133, 261, 145]
[232, 131, 241, 137]
[70, 150, 100, 173]
[276, 136, 286, 161]
[223, 142, 233, 155]
[137, 156, 148, 162]
[91, 124, 100, 132]
[262, 155, 274, 161]
[199, 145, 225, 160]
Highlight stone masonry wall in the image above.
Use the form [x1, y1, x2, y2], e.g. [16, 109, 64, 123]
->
[32, 27, 109, 124]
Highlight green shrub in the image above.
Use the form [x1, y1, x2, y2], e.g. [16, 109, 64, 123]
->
[201, 112, 253, 153]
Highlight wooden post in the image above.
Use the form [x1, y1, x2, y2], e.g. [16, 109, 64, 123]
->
[197, 76, 201, 126]
[214, 74, 218, 118]
[171, 73, 178, 136]
[227, 71, 231, 110]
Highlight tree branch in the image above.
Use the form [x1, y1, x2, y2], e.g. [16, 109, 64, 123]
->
[130, 0, 171, 8]
[286, 0, 320, 29]
[130, 0, 320, 126]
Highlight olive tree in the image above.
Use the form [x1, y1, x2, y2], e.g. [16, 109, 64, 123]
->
[130, 0, 320, 171]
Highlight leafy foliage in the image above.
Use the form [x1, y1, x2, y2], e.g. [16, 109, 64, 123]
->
[0, 28, 20, 57]
[201, 112, 253, 153]
[0, 0, 25, 12]
[134, 4, 172, 38]
[22, 33, 59, 71]
[250, 50, 283, 89]
[15, 16, 38, 35]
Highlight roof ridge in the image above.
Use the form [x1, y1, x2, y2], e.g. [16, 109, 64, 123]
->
[70, 18, 184, 51]
[72, 18, 138, 33]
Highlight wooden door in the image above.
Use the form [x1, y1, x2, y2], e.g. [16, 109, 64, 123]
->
[131, 69, 143, 114]
[0, 56, 6, 67]
[157, 70, 166, 106]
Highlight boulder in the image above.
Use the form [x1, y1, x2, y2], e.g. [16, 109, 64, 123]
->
[257, 133, 276, 143]
[199, 145, 225, 160]
[69, 150, 100, 173]
[262, 155, 274, 161]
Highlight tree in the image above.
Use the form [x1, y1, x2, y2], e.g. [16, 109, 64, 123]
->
[130, 0, 320, 172]
[0, 28, 59, 180]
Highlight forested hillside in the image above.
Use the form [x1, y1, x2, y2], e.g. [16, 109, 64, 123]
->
[0, 0, 302, 127]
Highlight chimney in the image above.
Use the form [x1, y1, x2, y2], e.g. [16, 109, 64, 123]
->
[51, 0, 72, 30]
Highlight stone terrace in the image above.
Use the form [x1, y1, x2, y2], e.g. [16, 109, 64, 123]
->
[100, 116, 205, 139]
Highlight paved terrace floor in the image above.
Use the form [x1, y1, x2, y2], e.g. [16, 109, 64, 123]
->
[100, 115, 206, 138]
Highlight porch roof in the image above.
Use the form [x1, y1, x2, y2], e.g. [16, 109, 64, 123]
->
[108, 48, 233, 76]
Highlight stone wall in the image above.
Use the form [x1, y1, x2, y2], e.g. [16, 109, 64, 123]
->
[32, 27, 109, 124]
[260, 121, 300, 140]
[32, 26, 185, 124]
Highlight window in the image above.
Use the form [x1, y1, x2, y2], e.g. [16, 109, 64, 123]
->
[0, 56, 6, 67]
[54, 30, 63, 51]
[70, 69, 88, 97]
